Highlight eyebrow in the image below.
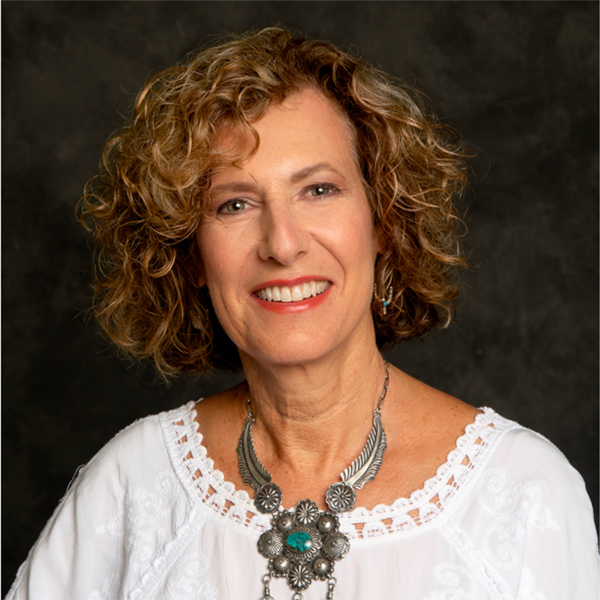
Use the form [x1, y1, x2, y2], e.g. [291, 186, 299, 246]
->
[209, 162, 346, 195]
[289, 162, 346, 184]
[209, 181, 257, 195]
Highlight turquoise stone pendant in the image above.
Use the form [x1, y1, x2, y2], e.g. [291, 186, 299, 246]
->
[257, 500, 349, 593]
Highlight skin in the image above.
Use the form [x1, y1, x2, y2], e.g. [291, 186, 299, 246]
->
[195, 88, 479, 511]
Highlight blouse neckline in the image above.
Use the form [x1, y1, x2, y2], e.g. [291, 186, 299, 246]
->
[162, 401, 513, 543]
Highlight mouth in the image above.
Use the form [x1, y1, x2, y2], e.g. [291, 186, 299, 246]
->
[254, 280, 331, 303]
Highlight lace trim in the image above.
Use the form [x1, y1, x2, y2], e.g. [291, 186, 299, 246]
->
[161, 403, 517, 546]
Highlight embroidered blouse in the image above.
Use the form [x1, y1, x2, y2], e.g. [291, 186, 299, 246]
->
[7, 402, 599, 600]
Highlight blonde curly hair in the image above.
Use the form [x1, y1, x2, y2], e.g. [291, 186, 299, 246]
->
[80, 27, 468, 377]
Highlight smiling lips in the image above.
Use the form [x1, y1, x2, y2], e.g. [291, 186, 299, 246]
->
[255, 280, 330, 303]
[252, 279, 332, 313]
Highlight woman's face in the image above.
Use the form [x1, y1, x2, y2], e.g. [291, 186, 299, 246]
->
[197, 88, 379, 366]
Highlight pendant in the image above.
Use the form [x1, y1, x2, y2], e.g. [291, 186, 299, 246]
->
[257, 499, 349, 594]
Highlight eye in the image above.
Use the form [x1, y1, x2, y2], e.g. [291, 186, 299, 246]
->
[307, 184, 338, 197]
[218, 199, 247, 214]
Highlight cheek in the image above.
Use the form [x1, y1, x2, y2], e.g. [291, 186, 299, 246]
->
[196, 227, 253, 324]
[196, 227, 231, 288]
[346, 205, 378, 262]
[320, 203, 378, 292]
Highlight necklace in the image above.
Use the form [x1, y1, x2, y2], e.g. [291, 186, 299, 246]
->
[237, 363, 389, 600]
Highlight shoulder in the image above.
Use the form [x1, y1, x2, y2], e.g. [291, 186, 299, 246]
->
[485, 411, 584, 484]
[5, 402, 204, 600]
[72, 401, 199, 498]
[29, 402, 202, 562]
[472, 409, 595, 521]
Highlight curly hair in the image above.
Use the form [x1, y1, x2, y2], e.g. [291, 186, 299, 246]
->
[80, 27, 468, 377]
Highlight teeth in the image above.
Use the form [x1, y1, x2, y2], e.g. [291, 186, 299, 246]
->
[255, 280, 330, 303]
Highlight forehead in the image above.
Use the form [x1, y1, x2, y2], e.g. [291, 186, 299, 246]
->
[212, 89, 358, 176]
[253, 89, 355, 148]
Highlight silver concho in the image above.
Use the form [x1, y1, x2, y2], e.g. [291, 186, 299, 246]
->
[258, 529, 284, 559]
[312, 557, 333, 579]
[275, 511, 295, 533]
[322, 532, 350, 560]
[271, 555, 291, 574]
[325, 482, 357, 513]
[255, 483, 282, 514]
[287, 563, 312, 591]
[295, 499, 320, 525]
[317, 513, 339, 534]
[283, 526, 322, 563]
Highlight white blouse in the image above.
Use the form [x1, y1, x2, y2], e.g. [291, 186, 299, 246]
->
[7, 402, 599, 600]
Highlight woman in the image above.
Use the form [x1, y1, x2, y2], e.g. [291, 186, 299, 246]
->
[7, 27, 598, 600]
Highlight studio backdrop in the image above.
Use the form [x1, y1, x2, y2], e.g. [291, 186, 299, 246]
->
[2, 1, 598, 594]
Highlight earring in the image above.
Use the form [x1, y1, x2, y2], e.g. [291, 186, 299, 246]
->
[373, 283, 393, 316]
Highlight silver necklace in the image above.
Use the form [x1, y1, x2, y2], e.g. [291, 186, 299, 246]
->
[237, 363, 389, 600]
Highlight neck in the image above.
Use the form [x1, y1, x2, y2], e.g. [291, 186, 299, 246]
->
[238, 342, 387, 491]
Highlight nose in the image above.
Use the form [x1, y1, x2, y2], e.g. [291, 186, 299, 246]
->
[257, 203, 309, 265]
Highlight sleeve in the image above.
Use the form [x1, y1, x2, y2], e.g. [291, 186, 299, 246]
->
[517, 432, 599, 600]
[480, 427, 600, 600]
[5, 415, 185, 600]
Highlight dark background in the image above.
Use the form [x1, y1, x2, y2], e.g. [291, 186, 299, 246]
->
[3, 1, 598, 594]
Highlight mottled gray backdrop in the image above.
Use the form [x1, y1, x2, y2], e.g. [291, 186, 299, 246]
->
[2, 1, 598, 593]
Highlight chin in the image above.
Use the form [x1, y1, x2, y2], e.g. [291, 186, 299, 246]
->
[241, 331, 341, 367]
